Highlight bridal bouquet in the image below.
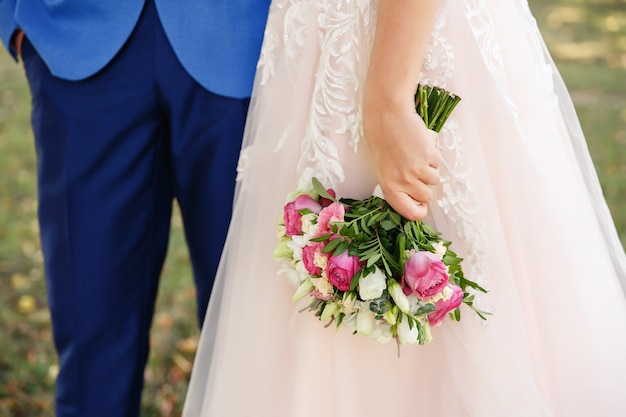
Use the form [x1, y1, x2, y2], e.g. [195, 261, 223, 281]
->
[274, 85, 488, 346]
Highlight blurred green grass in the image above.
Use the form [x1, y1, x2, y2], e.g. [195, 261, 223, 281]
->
[0, 1, 624, 416]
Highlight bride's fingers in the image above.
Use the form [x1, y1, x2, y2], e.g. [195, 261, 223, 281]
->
[420, 165, 440, 186]
[386, 191, 429, 221]
[404, 180, 434, 205]
[380, 175, 435, 206]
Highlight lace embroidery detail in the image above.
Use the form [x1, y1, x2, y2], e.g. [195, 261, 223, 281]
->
[463, 0, 554, 179]
[257, 0, 318, 86]
[256, 0, 285, 86]
[257, 22, 278, 85]
[294, 0, 374, 190]
[462, 0, 519, 122]
[419, 10, 454, 88]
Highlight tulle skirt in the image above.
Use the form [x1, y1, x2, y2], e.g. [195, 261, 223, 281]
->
[183, 0, 626, 415]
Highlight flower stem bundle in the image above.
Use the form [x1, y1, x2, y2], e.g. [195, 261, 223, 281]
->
[415, 84, 461, 133]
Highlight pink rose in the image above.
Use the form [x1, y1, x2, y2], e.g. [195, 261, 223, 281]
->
[402, 251, 449, 300]
[428, 284, 463, 326]
[326, 251, 361, 292]
[302, 243, 325, 276]
[295, 194, 322, 213]
[319, 189, 336, 208]
[315, 202, 345, 236]
[283, 201, 302, 236]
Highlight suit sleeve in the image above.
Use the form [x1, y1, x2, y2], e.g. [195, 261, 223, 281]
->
[0, 0, 18, 59]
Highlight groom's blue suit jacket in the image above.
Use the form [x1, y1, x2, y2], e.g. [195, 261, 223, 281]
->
[0, 0, 270, 98]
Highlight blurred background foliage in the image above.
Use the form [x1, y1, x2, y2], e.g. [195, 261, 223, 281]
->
[0, 1, 624, 416]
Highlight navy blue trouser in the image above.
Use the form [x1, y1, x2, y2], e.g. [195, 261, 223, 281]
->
[20, 1, 248, 416]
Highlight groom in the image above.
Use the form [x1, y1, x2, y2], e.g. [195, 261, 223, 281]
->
[0, 0, 270, 416]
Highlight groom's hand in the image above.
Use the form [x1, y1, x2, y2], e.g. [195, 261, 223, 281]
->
[11, 29, 25, 59]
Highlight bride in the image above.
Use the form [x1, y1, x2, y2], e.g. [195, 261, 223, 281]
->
[183, 0, 626, 415]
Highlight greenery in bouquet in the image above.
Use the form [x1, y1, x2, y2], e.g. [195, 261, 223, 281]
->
[273, 85, 488, 347]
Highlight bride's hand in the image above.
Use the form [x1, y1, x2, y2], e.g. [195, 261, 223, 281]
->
[363, 97, 441, 221]
[361, 0, 441, 220]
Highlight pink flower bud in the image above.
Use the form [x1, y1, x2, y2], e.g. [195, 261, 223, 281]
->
[402, 251, 449, 300]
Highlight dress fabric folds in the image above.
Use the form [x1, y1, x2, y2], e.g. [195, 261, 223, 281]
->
[183, 0, 626, 416]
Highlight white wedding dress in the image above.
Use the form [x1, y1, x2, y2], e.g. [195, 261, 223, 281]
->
[183, 0, 626, 415]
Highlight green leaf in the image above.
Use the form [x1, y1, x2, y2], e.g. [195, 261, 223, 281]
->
[381, 256, 392, 276]
[403, 222, 416, 242]
[414, 303, 436, 316]
[380, 219, 396, 231]
[396, 233, 406, 254]
[389, 212, 402, 226]
[422, 222, 437, 235]
[366, 253, 382, 268]
[350, 269, 363, 291]
[460, 277, 488, 293]
[322, 238, 342, 254]
[416, 320, 426, 345]
[336, 312, 345, 328]
[312, 177, 336, 201]
[359, 245, 380, 257]
[333, 239, 350, 256]
[360, 217, 371, 235]
[367, 212, 383, 227]
[309, 234, 333, 242]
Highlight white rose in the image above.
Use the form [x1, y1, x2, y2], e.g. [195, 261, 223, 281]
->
[342, 312, 358, 333]
[407, 294, 421, 315]
[311, 277, 333, 297]
[340, 292, 357, 314]
[291, 235, 309, 249]
[397, 317, 420, 345]
[314, 250, 328, 270]
[372, 323, 393, 344]
[287, 240, 303, 261]
[301, 213, 317, 235]
[291, 261, 310, 286]
[441, 285, 454, 300]
[295, 260, 308, 275]
[358, 267, 387, 300]
[433, 241, 447, 260]
[308, 223, 319, 239]
[280, 266, 304, 287]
